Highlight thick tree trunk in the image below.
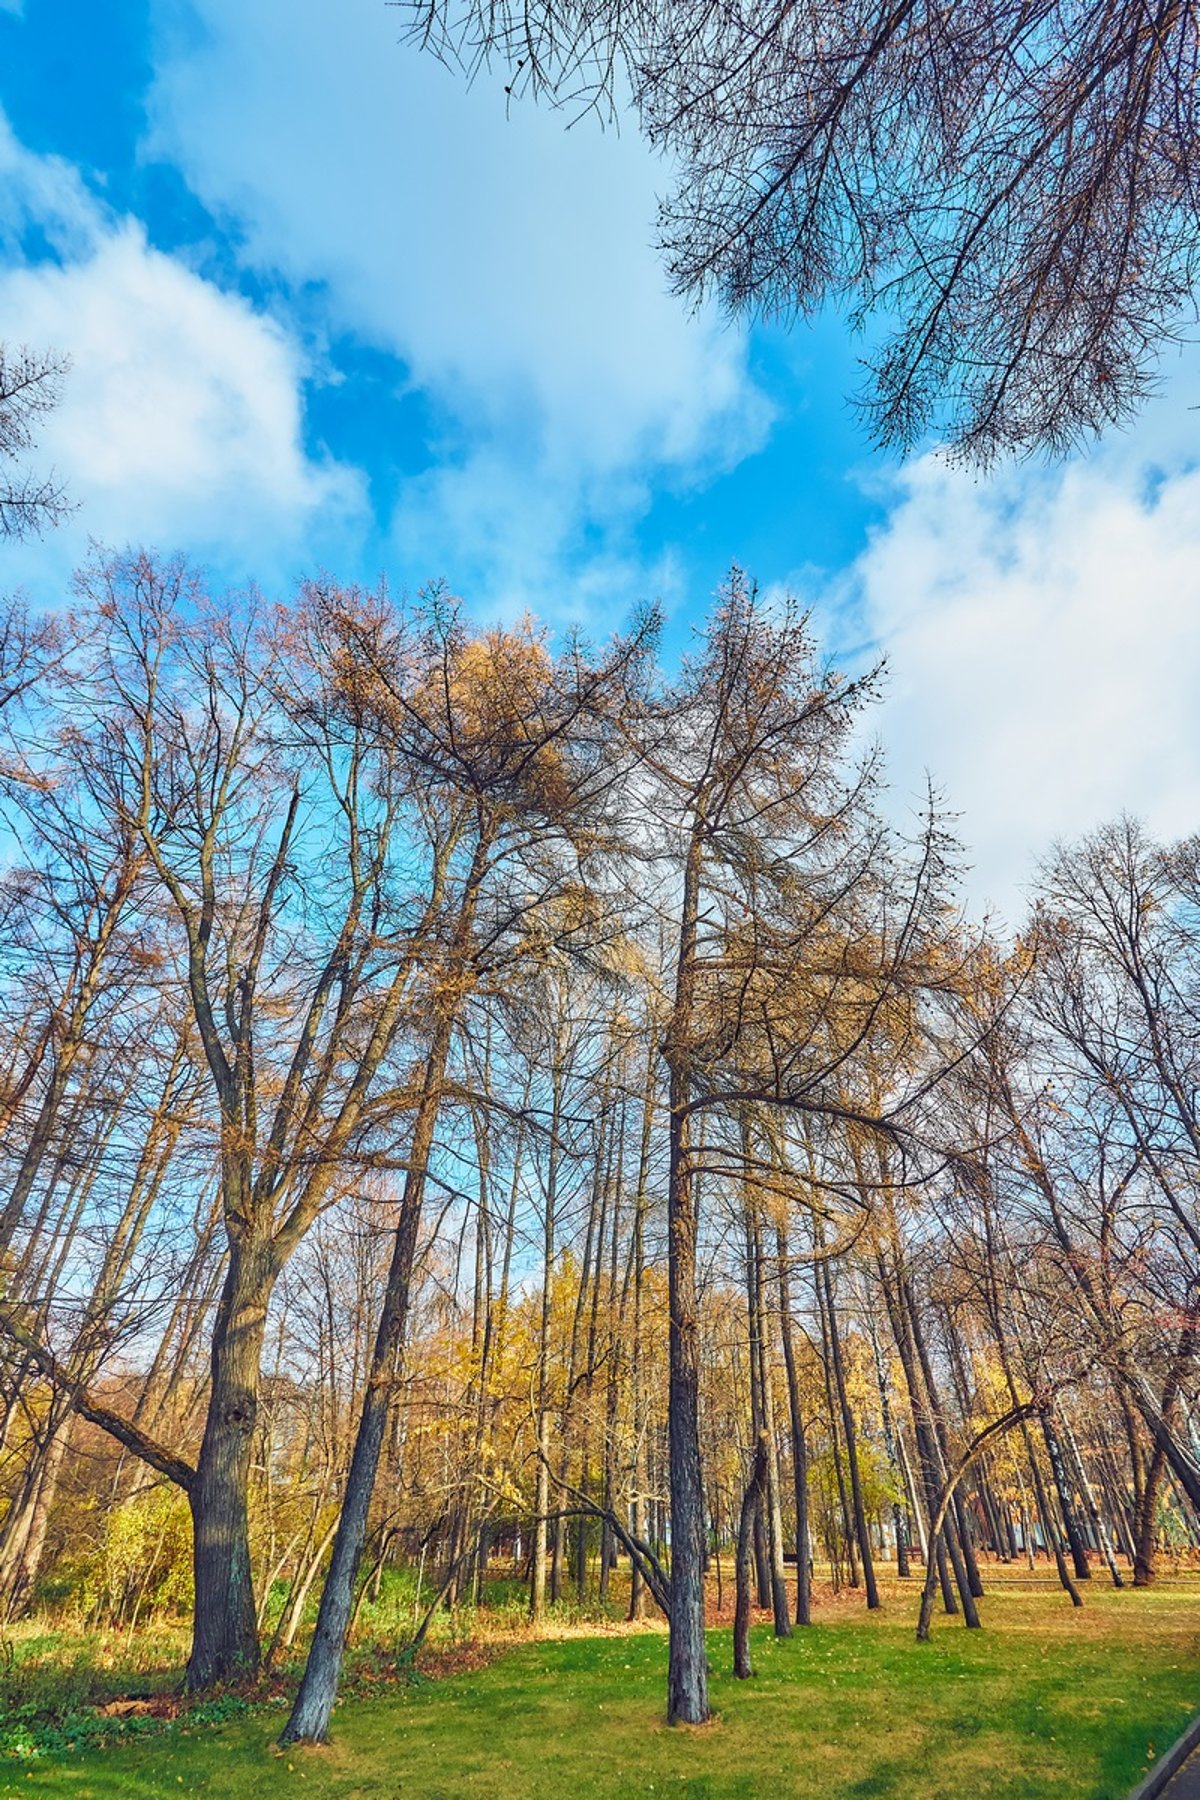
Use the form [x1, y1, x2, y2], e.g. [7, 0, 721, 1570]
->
[186, 1226, 275, 1689]
[666, 1080, 708, 1723]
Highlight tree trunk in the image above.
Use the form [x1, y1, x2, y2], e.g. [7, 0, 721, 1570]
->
[867, 1304, 911, 1577]
[1062, 1410, 1122, 1587]
[186, 1226, 275, 1689]
[0, 1407, 72, 1617]
[280, 1025, 452, 1745]
[665, 834, 709, 1726]
[816, 1264, 859, 1589]
[733, 1437, 767, 1680]
[531, 1057, 562, 1622]
[822, 1260, 879, 1610]
[1133, 1440, 1167, 1586]
[775, 1228, 811, 1624]
[1041, 1408, 1091, 1581]
[907, 1283, 984, 1604]
[740, 1200, 790, 1636]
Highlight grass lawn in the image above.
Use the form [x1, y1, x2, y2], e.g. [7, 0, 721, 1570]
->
[9, 1569, 1199, 1800]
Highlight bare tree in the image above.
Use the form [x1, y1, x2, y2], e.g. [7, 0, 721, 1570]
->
[0, 345, 71, 539]
[406, 1, 1200, 460]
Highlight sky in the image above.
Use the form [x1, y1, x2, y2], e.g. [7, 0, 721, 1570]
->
[3, 0, 1200, 924]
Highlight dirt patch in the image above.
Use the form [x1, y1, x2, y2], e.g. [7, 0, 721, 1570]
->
[96, 1695, 181, 1720]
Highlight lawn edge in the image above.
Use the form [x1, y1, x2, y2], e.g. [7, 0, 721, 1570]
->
[1127, 1711, 1200, 1800]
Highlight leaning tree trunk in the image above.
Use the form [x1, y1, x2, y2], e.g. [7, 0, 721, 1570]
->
[1062, 1410, 1122, 1587]
[880, 1252, 971, 1620]
[281, 1026, 452, 1746]
[1041, 1407, 1091, 1581]
[0, 1407, 73, 1618]
[907, 1283, 984, 1604]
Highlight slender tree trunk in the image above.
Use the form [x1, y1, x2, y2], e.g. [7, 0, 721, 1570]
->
[1028, 1433, 1083, 1606]
[626, 1068, 651, 1622]
[532, 1057, 563, 1622]
[1062, 1411, 1122, 1587]
[822, 1260, 879, 1610]
[747, 1208, 790, 1636]
[281, 1020, 454, 1745]
[267, 1513, 340, 1664]
[907, 1283, 984, 1604]
[1041, 1407, 1091, 1580]
[776, 1228, 811, 1624]
[1134, 1441, 1167, 1586]
[665, 834, 708, 1726]
[880, 1251, 968, 1618]
[866, 1299, 910, 1577]
[0, 1407, 72, 1617]
[816, 1262, 859, 1589]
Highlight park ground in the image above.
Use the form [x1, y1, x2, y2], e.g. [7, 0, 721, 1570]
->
[3, 1566, 1198, 1799]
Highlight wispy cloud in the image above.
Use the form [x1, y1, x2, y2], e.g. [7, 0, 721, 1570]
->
[146, 0, 769, 613]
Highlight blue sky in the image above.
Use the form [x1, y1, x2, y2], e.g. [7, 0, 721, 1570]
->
[4, 0, 1200, 919]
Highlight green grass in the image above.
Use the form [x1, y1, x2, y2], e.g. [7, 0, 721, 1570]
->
[8, 1570, 1199, 1800]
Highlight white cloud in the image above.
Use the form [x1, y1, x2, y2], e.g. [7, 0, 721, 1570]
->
[0, 113, 365, 595]
[835, 376, 1200, 924]
[146, 0, 768, 606]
